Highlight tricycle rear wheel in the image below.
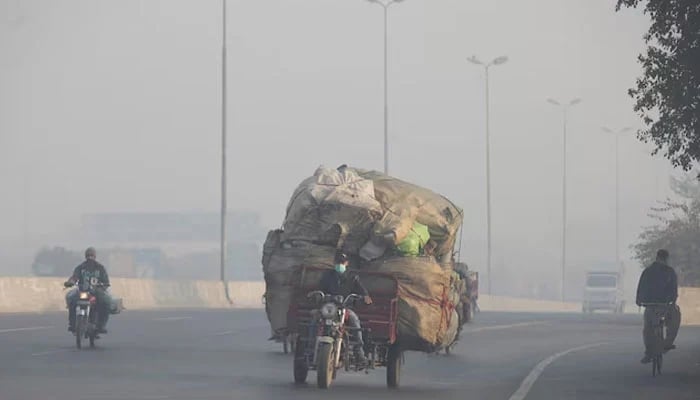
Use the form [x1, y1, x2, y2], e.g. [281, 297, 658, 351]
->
[386, 344, 402, 389]
[293, 336, 308, 384]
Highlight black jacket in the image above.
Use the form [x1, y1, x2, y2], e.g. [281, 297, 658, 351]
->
[69, 260, 110, 289]
[320, 270, 369, 297]
[636, 261, 678, 305]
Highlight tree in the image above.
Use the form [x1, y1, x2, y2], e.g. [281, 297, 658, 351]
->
[632, 172, 700, 286]
[616, 1, 700, 170]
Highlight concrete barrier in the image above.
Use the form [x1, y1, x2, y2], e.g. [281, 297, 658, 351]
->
[1, 276, 696, 324]
[478, 295, 580, 313]
[678, 287, 700, 326]
[0, 277, 265, 313]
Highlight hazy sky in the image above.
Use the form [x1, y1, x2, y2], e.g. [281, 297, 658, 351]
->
[0, 0, 676, 288]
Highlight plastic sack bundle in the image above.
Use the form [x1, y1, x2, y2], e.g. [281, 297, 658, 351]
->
[396, 222, 430, 257]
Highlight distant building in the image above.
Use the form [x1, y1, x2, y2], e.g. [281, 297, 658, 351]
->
[72, 211, 266, 280]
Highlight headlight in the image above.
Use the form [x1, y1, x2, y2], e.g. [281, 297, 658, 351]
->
[79, 292, 89, 300]
[320, 303, 338, 319]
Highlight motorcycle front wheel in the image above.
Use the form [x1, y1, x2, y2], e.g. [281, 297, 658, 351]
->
[316, 342, 334, 389]
[75, 315, 86, 349]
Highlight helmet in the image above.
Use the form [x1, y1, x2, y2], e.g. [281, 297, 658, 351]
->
[335, 252, 349, 265]
[85, 247, 97, 259]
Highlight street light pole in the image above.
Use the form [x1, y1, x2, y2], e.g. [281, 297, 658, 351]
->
[602, 126, 632, 273]
[367, 0, 405, 175]
[220, 0, 232, 303]
[468, 55, 508, 295]
[547, 97, 581, 302]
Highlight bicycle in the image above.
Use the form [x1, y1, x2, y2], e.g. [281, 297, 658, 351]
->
[641, 302, 672, 377]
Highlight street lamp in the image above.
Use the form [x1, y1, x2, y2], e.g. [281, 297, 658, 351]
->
[602, 126, 632, 274]
[547, 97, 582, 302]
[366, 0, 406, 175]
[467, 54, 508, 295]
[220, 0, 232, 303]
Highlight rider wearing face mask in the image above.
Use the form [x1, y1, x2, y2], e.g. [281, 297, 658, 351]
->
[319, 253, 373, 364]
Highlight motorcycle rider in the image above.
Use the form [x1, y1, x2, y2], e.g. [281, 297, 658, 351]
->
[319, 252, 373, 365]
[64, 247, 112, 334]
[636, 249, 681, 364]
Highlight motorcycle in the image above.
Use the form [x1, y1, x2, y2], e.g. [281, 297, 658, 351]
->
[67, 280, 106, 349]
[294, 290, 367, 389]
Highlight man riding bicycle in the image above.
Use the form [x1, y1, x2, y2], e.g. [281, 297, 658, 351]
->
[636, 249, 681, 364]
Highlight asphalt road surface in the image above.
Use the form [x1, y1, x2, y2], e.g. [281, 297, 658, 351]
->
[1, 309, 698, 400]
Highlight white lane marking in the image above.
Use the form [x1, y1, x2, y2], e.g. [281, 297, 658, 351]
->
[80, 395, 170, 400]
[465, 321, 546, 333]
[213, 325, 269, 337]
[0, 326, 54, 334]
[32, 349, 71, 357]
[508, 342, 609, 400]
[153, 317, 192, 321]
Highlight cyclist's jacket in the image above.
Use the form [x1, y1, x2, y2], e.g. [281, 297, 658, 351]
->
[69, 260, 110, 290]
[636, 261, 678, 305]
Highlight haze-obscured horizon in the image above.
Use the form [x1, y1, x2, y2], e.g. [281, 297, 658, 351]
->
[0, 0, 677, 298]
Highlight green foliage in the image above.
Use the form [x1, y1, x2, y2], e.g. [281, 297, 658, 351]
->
[616, 0, 700, 170]
[632, 172, 700, 286]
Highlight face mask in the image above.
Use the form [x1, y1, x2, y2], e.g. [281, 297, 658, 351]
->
[335, 264, 346, 274]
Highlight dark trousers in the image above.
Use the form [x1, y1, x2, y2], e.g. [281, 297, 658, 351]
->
[346, 309, 363, 344]
[67, 288, 111, 329]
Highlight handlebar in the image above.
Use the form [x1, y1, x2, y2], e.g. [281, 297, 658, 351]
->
[307, 290, 325, 299]
[306, 291, 362, 307]
[343, 294, 361, 307]
[640, 302, 674, 307]
[64, 282, 109, 289]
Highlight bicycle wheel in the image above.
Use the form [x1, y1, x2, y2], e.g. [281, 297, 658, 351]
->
[651, 354, 662, 377]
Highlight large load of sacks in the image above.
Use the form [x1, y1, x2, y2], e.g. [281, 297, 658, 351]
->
[262, 166, 465, 352]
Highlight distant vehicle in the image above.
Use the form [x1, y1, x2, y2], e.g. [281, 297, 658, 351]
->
[582, 271, 625, 314]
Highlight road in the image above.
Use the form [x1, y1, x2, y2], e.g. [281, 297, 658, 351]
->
[0, 309, 698, 400]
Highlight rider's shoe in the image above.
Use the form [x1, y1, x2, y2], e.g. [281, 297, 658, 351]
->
[640, 355, 653, 364]
[664, 344, 676, 352]
[68, 326, 75, 333]
[97, 328, 107, 334]
[355, 349, 369, 368]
